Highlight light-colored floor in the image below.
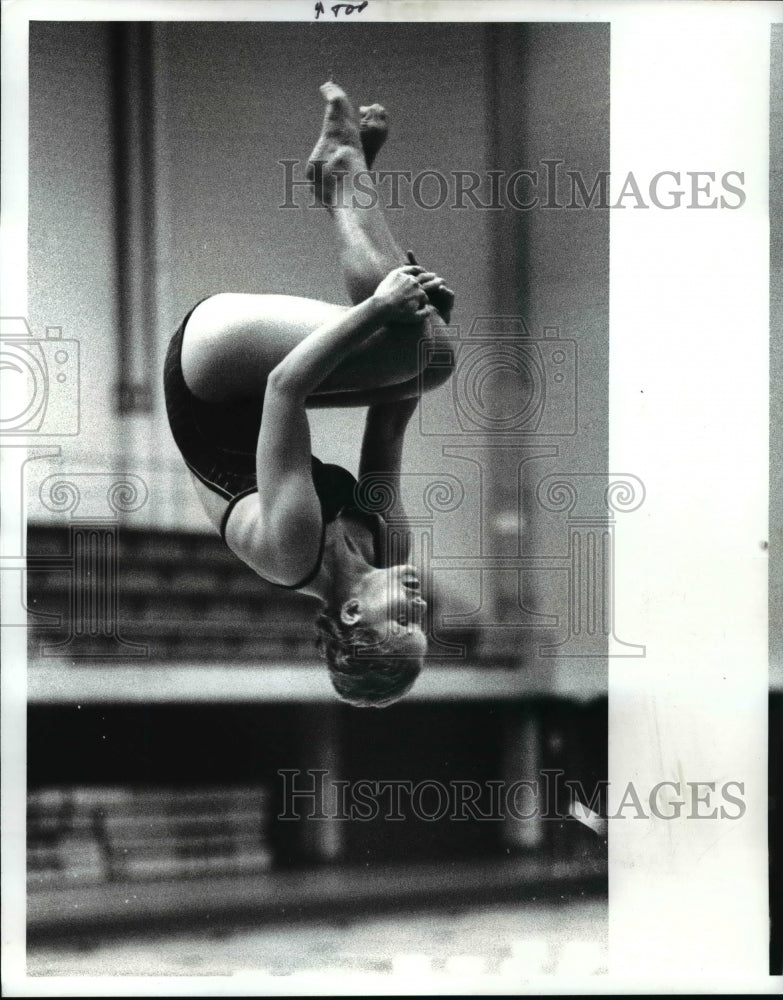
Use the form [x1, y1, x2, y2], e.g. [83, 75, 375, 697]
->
[28, 897, 607, 983]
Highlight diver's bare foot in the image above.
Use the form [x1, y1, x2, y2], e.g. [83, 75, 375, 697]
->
[307, 81, 364, 203]
[359, 103, 388, 169]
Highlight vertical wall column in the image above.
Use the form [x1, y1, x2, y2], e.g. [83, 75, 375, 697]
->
[295, 705, 344, 864]
[485, 24, 611, 671]
[109, 23, 178, 528]
[110, 22, 158, 417]
[482, 26, 532, 571]
[501, 705, 544, 851]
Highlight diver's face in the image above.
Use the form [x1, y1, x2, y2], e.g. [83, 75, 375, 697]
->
[346, 564, 428, 655]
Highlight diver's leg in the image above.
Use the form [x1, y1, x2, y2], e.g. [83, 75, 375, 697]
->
[180, 292, 427, 402]
[181, 85, 454, 405]
[308, 82, 407, 305]
[308, 82, 455, 319]
[182, 290, 455, 405]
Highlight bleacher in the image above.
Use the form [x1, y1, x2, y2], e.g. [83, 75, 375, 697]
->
[26, 524, 319, 663]
[26, 523, 482, 666]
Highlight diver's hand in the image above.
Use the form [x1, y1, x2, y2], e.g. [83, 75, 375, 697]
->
[372, 266, 432, 324]
[410, 270, 455, 322]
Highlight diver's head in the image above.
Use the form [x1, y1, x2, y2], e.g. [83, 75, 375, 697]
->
[316, 564, 426, 708]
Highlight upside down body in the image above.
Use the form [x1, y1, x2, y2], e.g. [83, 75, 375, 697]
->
[164, 82, 456, 707]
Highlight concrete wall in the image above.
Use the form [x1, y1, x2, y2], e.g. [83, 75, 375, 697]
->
[514, 24, 611, 677]
[29, 23, 118, 473]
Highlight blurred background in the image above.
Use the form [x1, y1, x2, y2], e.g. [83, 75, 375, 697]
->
[23, 19, 613, 980]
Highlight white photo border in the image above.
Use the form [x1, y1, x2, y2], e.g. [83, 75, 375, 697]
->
[1, 0, 778, 994]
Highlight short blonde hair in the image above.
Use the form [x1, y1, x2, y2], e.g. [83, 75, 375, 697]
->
[315, 613, 423, 708]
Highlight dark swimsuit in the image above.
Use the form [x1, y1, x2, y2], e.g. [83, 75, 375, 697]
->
[163, 299, 388, 590]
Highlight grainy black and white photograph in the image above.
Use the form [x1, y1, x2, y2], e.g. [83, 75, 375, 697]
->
[0, 0, 778, 995]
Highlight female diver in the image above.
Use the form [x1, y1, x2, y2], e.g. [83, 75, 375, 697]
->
[164, 82, 456, 707]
